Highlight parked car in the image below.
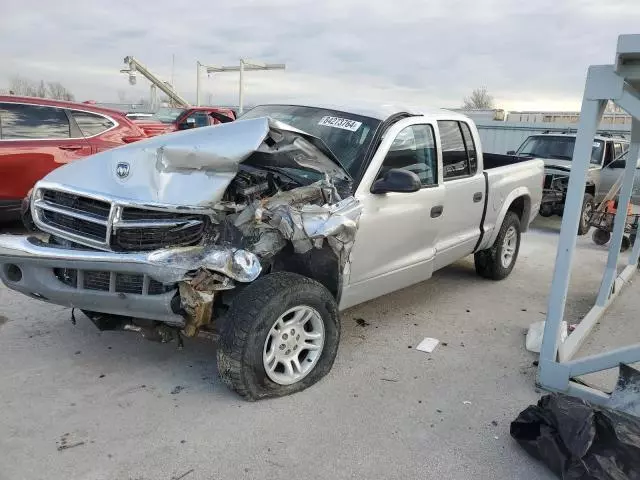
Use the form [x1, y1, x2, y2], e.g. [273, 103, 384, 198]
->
[0, 96, 147, 222]
[134, 106, 236, 137]
[509, 132, 631, 234]
[0, 104, 543, 399]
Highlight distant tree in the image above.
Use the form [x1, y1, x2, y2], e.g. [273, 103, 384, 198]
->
[47, 81, 74, 101]
[37, 80, 47, 98]
[5, 75, 75, 100]
[9, 75, 38, 96]
[463, 87, 495, 110]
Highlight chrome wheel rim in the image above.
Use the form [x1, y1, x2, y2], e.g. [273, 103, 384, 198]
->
[501, 226, 518, 268]
[583, 202, 593, 225]
[263, 306, 325, 385]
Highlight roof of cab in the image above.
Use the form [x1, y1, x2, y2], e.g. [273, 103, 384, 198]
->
[535, 131, 628, 142]
[250, 102, 471, 123]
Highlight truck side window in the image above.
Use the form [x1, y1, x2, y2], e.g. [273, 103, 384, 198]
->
[185, 111, 210, 128]
[438, 120, 469, 180]
[377, 124, 437, 187]
[460, 122, 477, 175]
[603, 142, 614, 166]
[0, 103, 70, 140]
[613, 142, 624, 158]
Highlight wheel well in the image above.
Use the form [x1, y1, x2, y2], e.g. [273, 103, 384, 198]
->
[269, 244, 341, 299]
[508, 195, 529, 223]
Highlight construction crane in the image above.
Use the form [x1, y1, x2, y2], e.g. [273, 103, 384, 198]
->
[121, 56, 190, 108]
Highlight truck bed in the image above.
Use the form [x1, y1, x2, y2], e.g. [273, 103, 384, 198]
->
[476, 155, 545, 252]
[483, 153, 533, 169]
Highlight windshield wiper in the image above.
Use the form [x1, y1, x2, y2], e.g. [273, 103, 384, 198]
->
[547, 155, 572, 160]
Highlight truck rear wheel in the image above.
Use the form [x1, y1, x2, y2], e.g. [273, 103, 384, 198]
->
[474, 211, 521, 280]
[577, 193, 595, 236]
[216, 272, 340, 401]
[592, 228, 610, 246]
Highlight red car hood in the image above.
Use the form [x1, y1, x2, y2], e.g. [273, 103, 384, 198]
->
[134, 120, 177, 137]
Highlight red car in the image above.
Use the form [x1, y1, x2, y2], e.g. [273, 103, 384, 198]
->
[0, 96, 147, 222]
[133, 106, 236, 137]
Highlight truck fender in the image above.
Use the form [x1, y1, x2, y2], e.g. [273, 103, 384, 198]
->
[482, 187, 532, 250]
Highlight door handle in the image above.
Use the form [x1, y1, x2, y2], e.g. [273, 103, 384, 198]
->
[431, 205, 443, 218]
[58, 145, 83, 151]
[473, 192, 483, 203]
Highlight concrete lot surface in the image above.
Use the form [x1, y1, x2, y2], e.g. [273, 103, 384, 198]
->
[0, 217, 636, 480]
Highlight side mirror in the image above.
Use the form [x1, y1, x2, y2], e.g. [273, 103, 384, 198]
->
[371, 168, 421, 194]
[607, 159, 626, 169]
[506, 150, 516, 155]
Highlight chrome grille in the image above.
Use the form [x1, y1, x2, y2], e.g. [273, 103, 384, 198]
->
[54, 268, 169, 295]
[42, 190, 111, 217]
[41, 210, 107, 241]
[113, 222, 205, 251]
[35, 188, 206, 251]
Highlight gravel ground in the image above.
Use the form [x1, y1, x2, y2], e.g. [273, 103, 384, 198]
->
[0, 217, 635, 480]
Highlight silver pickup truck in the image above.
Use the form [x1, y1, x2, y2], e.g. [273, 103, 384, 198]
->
[0, 104, 543, 399]
[510, 132, 640, 234]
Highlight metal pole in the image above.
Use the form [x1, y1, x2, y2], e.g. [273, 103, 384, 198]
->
[196, 61, 201, 107]
[539, 93, 607, 364]
[596, 117, 640, 305]
[239, 59, 245, 114]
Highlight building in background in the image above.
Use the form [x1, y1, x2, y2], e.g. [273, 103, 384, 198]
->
[506, 101, 630, 125]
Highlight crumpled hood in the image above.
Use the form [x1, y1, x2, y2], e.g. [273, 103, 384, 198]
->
[40, 117, 351, 209]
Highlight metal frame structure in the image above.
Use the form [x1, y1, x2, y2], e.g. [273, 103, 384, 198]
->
[539, 35, 640, 406]
[121, 56, 189, 108]
[196, 59, 285, 113]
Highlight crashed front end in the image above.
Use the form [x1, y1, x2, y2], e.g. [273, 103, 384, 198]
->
[0, 117, 362, 339]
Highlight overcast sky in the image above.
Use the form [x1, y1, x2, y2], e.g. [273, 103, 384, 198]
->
[2, 0, 640, 111]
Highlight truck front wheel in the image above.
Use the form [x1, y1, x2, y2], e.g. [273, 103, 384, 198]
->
[577, 193, 595, 236]
[216, 272, 340, 400]
[474, 211, 521, 280]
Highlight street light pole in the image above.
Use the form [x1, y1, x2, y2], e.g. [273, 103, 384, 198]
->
[196, 61, 201, 106]
[198, 59, 285, 114]
[239, 60, 245, 114]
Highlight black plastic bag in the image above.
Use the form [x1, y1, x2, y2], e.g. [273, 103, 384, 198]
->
[511, 393, 640, 479]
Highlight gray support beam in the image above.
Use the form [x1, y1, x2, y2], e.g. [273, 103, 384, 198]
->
[566, 343, 640, 377]
[596, 118, 640, 306]
[539, 96, 607, 364]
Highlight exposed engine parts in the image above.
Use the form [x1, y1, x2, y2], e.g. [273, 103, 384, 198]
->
[175, 174, 362, 338]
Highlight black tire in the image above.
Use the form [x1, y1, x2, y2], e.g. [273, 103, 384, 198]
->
[592, 229, 610, 246]
[621, 236, 631, 252]
[216, 272, 340, 401]
[539, 204, 554, 217]
[475, 211, 521, 280]
[577, 193, 595, 236]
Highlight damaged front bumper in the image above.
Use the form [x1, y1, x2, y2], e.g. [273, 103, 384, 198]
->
[0, 235, 261, 325]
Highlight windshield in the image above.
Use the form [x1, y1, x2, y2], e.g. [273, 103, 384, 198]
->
[517, 135, 604, 165]
[149, 107, 186, 124]
[239, 105, 381, 178]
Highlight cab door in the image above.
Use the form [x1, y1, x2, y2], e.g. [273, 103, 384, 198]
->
[341, 118, 445, 309]
[432, 120, 485, 270]
[0, 102, 91, 205]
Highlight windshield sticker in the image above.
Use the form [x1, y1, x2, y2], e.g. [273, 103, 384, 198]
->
[318, 116, 362, 131]
[593, 142, 600, 148]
